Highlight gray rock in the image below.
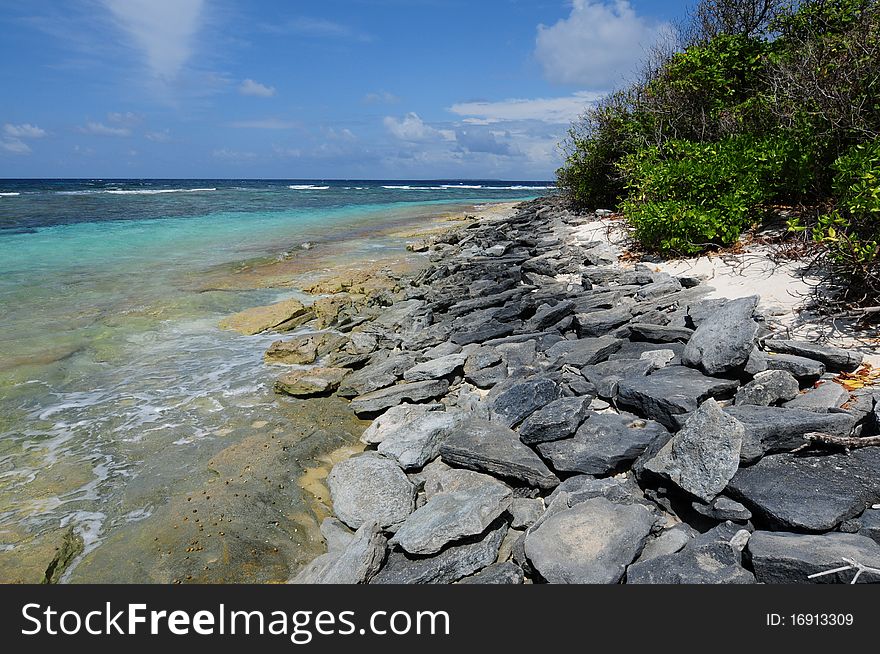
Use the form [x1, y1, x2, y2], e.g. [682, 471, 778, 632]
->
[546, 336, 623, 367]
[763, 340, 864, 373]
[337, 354, 416, 397]
[391, 480, 513, 555]
[509, 498, 545, 529]
[525, 498, 655, 584]
[610, 341, 684, 364]
[546, 475, 645, 507]
[527, 300, 575, 331]
[617, 366, 740, 429]
[490, 377, 560, 428]
[727, 449, 880, 532]
[538, 411, 668, 476]
[575, 307, 632, 337]
[784, 380, 850, 412]
[377, 410, 460, 471]
[291, 521, 387, 584]
[683, 295, 759, 374]
[440, 418, 560, 489]
[764, 353, 825, 381]
[421, 341, 462, 360]
[627, 522, 755, 584]
[495, 340, 538, 372]
[581, 359, 653, 399]
[371, 520, 508, 584]
[466, 363, 508, 389]
[859, 509, 880, 544]
[361, 403, 444, 445]
[420, 462, 507, 499]
[686, 299, 730, 328]
[692, 496, 753, 522]
[635, 279, 682, 301]
[735, 370, 800, 406]
[724, 405, 857, 463]
[628, 323, 694, 344]
[640, 349, 676, 370]
[452, 320, 517, 345]
[643, 399, 744, 502]
[320, 517, 355, 552]
[744, 348, 768, 375]
[403, 353, 467, 382]
[634, 524, 696, 564]
[327, 453, 415, 530]
[350, 379, 450, 416]
[748, 531, 880, 584]
[517, 396, 591, 445]
[464, 345, 503, 373]
[458, 562, 524, 585]
[274, 367, 349, 397]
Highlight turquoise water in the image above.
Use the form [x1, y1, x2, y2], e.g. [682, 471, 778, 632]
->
[0, 179, 547, 581]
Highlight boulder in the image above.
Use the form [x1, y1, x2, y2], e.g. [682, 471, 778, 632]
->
[525, 498, 655, 584]
[403, 353, 468, 382]
[763, 340, 864, 373]
[643, 399, 744, 502]
[538, 411, 668, 476]
[420, 462, 508, 500]
[581, 359, 653, 399]
[546, 337, 622, 368]
[727, 449, 880, 532]
[489, 377, 560, 428]
[575, 307, 632, 337]
[546, 474, 646, 507]
[291, 521, 386, 584]
[390, 480, 513, 555]
[274, 367, 349, 397]
[517, 396, 591, 445]
[617, 366, 739, 429]
[360, 403, 445, 445]
[319, 517, 354, 552]
[337, 353, 416, 398]
[265, 332, 347, 365]
[440, 418, 559, 489]
[628, 323, 694, 344]
[784, 380, 850, 412]
[734, 370, 800, 407]
[692, 496, 753, 522]
[763, 353, 825, 381]
[526, 300, 575, 331]
[377, 410, 460, 471]
[327, 453, 415, 530]
[220, 298, 312, 335]
[350, 379, 450, 416]
[748, 531, 880, 584]
[509, 498, 545, 529]
[682, 295, 758, 374]
[634, 524, 696, 564]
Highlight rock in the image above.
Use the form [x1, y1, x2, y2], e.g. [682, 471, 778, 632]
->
[371, 520, 508, 584]
[635, 279, 682, 301]
[640, 349, 676, 370]
[727, 449, 880, 532]
[422, 341, 462, 359]
[682, 295, 758, 374]
[546, 337, 622, 368]
[525, 498, 655, 584]
[377, 410, 460, 471]
[581, 359, 653, 399]
[360, 403, 444, 445]
[291, 521, 387, 584]
[784, 380, 849, 412]
[517, 396, 591, 445]
[403, 353, 468, 382]
[440, 418, 559, 489]
[421, 462, 507, 499]
[274, 367, 349, 397]
[338, 354, 416, 397]
[327, 453, 415, 530]
[459, 562, 524, 584]
[734, 370, 800, 407]
[350, 379, 450, 416]
[527, 300, 575, 331]
[320, 517, 354, 552]
[748, 531, 880, 584]
[490, 377, 560, 428]
[390, 480, 513, 555]
[763, 340, 864, 373]
[643, 399, 744, 502]
[617, 366, 739, 429]
[744, 348, 768, 375]
[466, 363, 508, 389]
[452, 320, 517, 346]
[724, 405, 857, 462]
[686, 298, 730, 328]
[610, 341, 684, 363]
[575, 307, 632, 337]
[764, 353, 825, 381]
[495, 340, 538, 372]
[692, 496, 753, 522]
[628, 323, 694, 344]
[627, 522, 755, 584]
[538, 411, 668, 476]
[859, 509, 880, 544]
[219, 298, 312, 335]
[546, 474, 646, 507]
[265, 332, 347, 365]
[634, 524, 696, 564]
[509, 498, 545, 529]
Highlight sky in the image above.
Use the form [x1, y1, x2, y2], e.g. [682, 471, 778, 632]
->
[0, 0, 691, 180]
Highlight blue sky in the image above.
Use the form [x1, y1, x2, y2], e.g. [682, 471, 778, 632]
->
[0, 1, 690, 179]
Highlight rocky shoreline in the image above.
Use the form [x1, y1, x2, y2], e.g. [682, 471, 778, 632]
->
[240, 197, 880, 584]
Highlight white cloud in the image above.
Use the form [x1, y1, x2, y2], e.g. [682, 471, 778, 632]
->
[229, 118, 299, 130]
[1, 138, 31, 154]
[383, 113, 454, 142]
[364, 91, 399, 105]
[107, 111, 143, 126]
[145, 129, 171, 142]
[78, 122, 131, 137]
[4, 123, 47, 139]
[212, 148, 259, 161]
[102, 0, 205, 80]
[535, 0, 672, 87]
[267, 17, 374, 42]
[239, 79, 276, 98]
[449, 92, 603, 125]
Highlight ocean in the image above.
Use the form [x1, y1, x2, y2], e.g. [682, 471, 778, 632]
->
[0, 179, 551, 582]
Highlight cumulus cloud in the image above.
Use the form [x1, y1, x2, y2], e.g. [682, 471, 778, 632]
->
[145, 129, 171, 142]
[383, 113, 454, 142]
[455, 129, 514, 156]
[239, 79, 276, 98]
[78, 121, 131, 137]
[102, 0, 204, 80]
[1, 138, 31, 154]
[449, 91, 603, 125]
[4, 123, 47, 139]
[535, 0, 672, 88]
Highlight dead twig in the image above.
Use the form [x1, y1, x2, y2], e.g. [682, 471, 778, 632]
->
[791, 431, 880, 454]
[808, 558, 880, 584]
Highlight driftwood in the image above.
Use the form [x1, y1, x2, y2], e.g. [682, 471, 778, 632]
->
[792, 432, 880, 453]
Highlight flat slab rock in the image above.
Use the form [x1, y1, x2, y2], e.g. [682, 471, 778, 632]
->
[748, 531, 880, 584]
[376, 409, 460, 471]
[727, 448, 880, 532]
[350, 379, 450, 416]
[525, 497, 655, 584]
[763, 340, 864, 373]
[274, 367, 349, 397]
[617, 366, 739, 429]
[403, 353, 468, 382]
[546, 336, 622, 368]
[327, 453, 415, 530]
[440, 418, 560, 489]
[489, 377, 560, 428]
[458, 562, 524, 585]
[518, 396, 591, 445]
[537, 410, 668, 476]
[291, 521, 387, 585]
